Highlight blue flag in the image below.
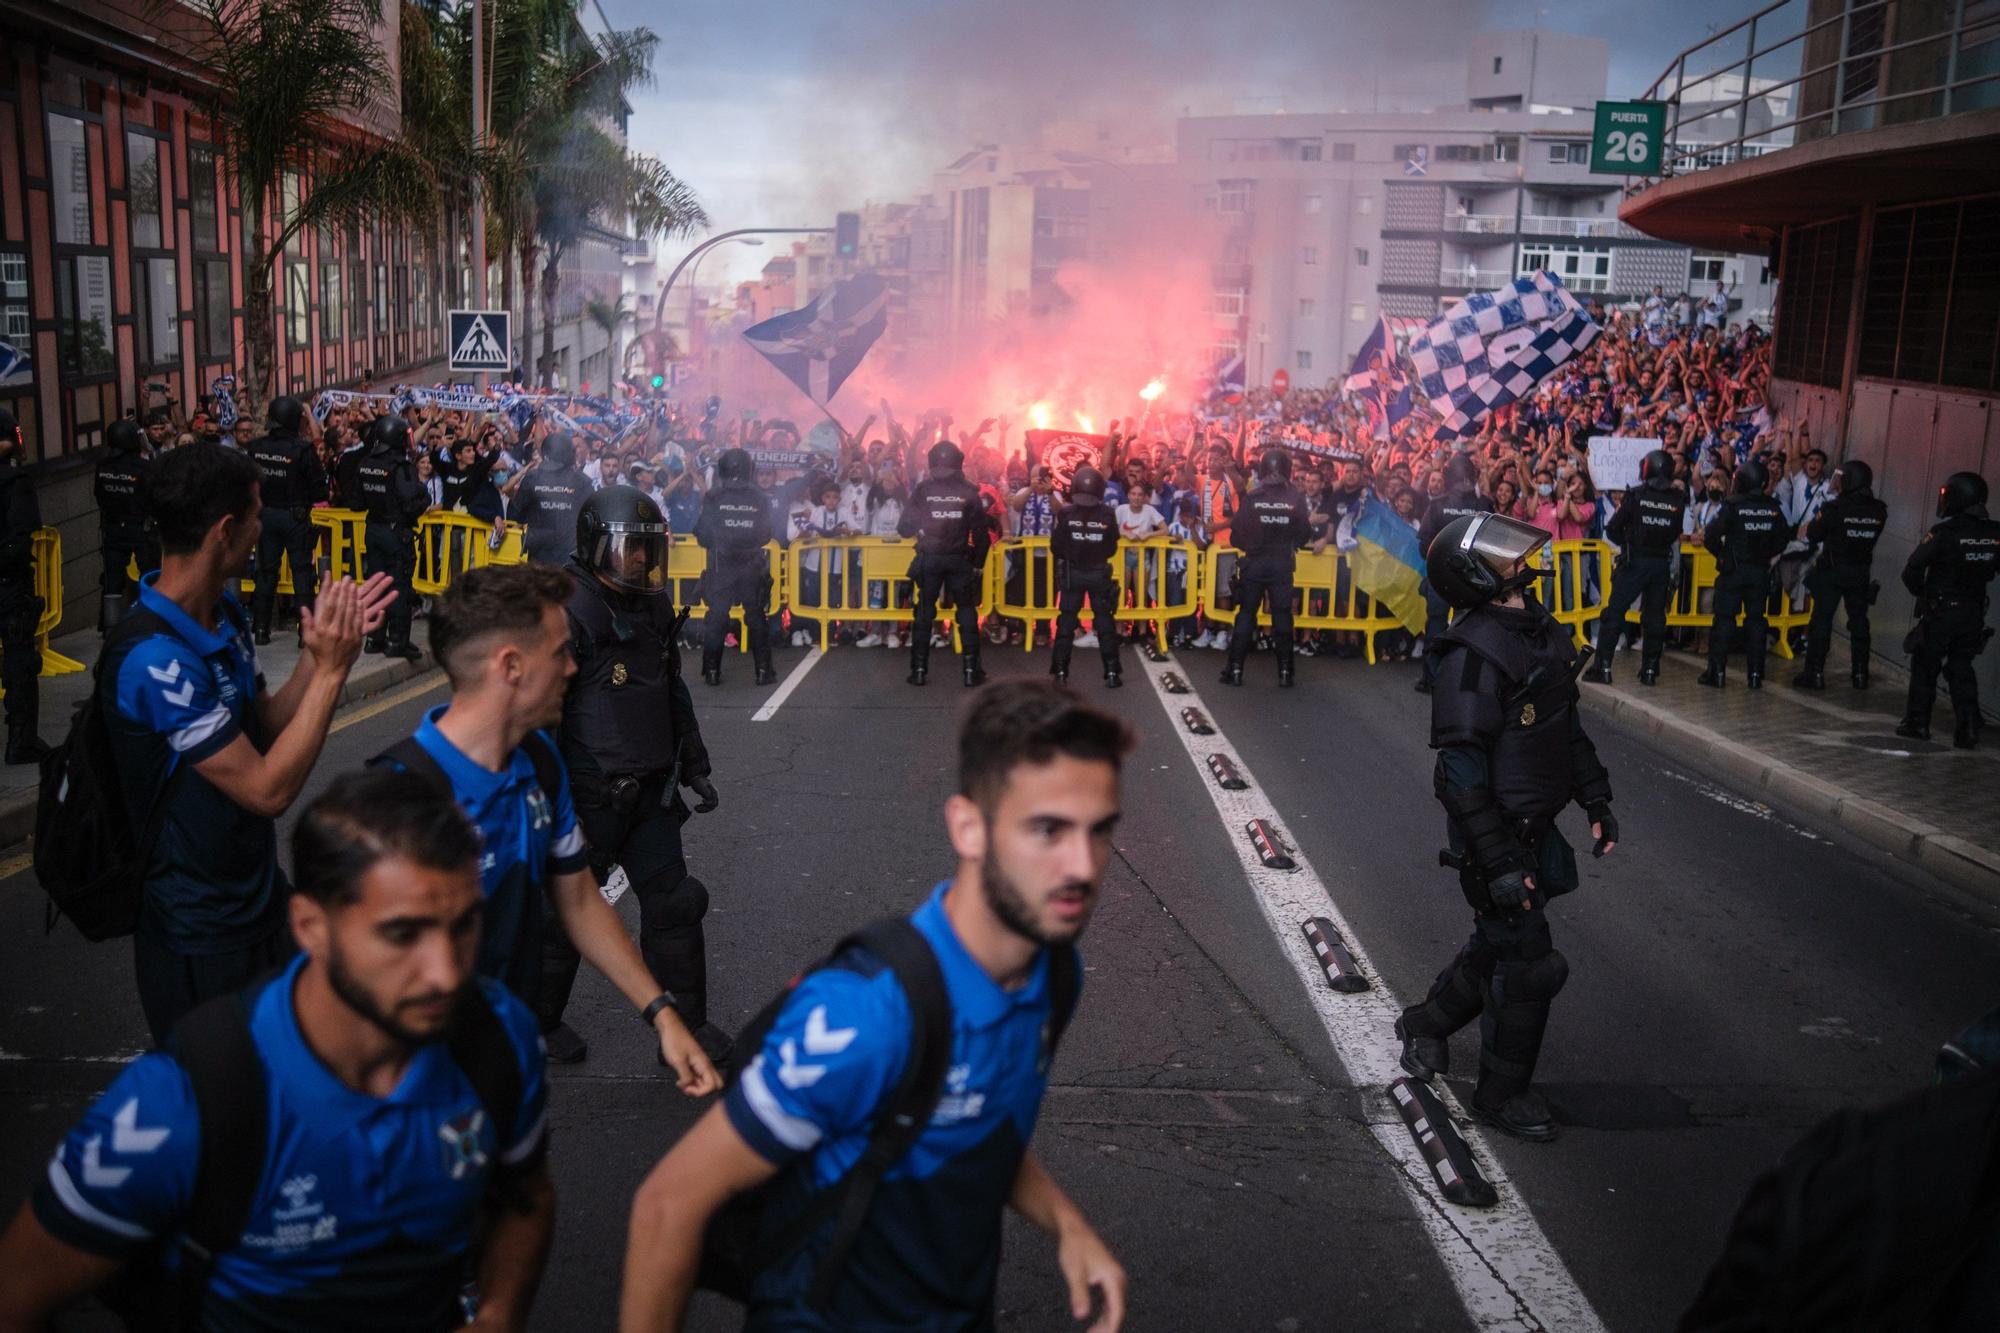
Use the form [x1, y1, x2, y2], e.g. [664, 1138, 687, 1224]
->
[742, 272, 888, 406]
[0, 339, 29, 384]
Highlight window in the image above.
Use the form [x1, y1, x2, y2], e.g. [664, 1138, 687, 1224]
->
[1435, 144, 1482, 163]
[1493, 57, 1504, 74]
[1296, 351, 1312, 371]
[133, 258, 179, 367]
[322, 263, 342, 343]
[1211, 289, 1245, 317]
[1330, 142, 1355, 161]
[1392, 143, 1423, 163]
[374, 264, 387, 334]
[195, 259, 232, 360]
[1298, 298, 1316, 318]
[189, 145, 219, 251]
[1299, 141, 1323, 162]
[1546, 142, 1573, 164]
[287, 261, 310, 349]
[127, 133, 163, 249]
[49, 114, 92, 245]
[1859, 198, 2000, 390]
[1355, 247, 1370, 266]
[1357, 196, 1374, 215]
[1209, 180, 1250, 213]
[282, 171, 304, 255]
[1517, 243, 1611, 291]
[57, 256, 114, 376]
[393, 264, 408, 332]
[1304, 193, 1323, 214]
[1493, 136, 1519, 162]
[1, 252, 30, 375]
[1301, 246, 1318, 265]
[1350, 302, 1367, 322]
[1773, 217, 1859, 388]
[1689, 253, 1731, 285]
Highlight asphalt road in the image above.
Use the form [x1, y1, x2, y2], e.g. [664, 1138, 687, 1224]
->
[2, 635, 1995, 1331]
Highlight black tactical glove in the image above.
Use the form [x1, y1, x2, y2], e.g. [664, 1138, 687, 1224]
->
[1586, 802, 1618, 857]
[1486, 867, 1535, 912]
[685, 775, 719, 814]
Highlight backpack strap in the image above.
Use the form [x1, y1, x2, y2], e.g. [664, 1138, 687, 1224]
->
[517, 732, 566, 811]
[371, 735, 454, 798]
[168, 990, 269, 1330]
[1046, 942, 1081, 1057]
[446, 985, 524, 1179]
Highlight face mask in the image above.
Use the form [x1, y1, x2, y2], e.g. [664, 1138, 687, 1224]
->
[1537, 483, 1554, 497]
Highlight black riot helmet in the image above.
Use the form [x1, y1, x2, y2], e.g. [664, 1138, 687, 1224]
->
[106, 418, 145, 454]
[372, 413, 411, 455]
[1640, 449, 1675, 486]
[1257, 449, 1292, 482]
[1069, 465, 1106, 506]
[1939, 471, 1988, 518]
[1836, 459, 1873, 495]
[715, 447, 753, 485]
[1425, 512, 1552, 611]
[541, 430, 576, 469]
[1732, 459, 1768, 496]
[575, 486, 669, 594]
[267, 395, 305, 434]
[928, 440, 964, 480]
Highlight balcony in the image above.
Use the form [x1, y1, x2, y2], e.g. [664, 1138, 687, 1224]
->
[1450, 213, 1512, 235]
[1520, 214, 1618, 238]
[1438, 267, 1518, 291]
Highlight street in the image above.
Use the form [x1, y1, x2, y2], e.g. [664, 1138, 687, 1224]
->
[2, 640, 1994, 1332]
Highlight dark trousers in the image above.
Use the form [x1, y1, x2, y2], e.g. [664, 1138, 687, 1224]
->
[253, 507, 319, 632]
[1709, 566, 1774, 674]
[1904, 603, 1989, 729]
[541, 775, 709, 1029]
[1052, 565, 1120, 676]
[911, 556, 982, 659]
[135, 927, 294, 1047]
[99, 528, 159, 609]
[701, 554, 772, 668]
[1226, 557, 1296, 672]
[1597, 554, 1673, 668]
[0, 578, 41, 731]
[362, 521, 414, 645]
[1803, 566, 1871, 674]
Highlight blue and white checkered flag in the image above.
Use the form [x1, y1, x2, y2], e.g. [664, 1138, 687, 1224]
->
[0, 339, 29, 384]
[1407, 271, 1599, 439]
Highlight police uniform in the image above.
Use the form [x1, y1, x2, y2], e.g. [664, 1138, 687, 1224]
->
[1222, 456, 1313, 687]
[898, 444, 996, 687]
[1048, 467, 1121, 685]
[1898, 474, 2000, 748]
[1797, 462, 1886, 689]
[692, 452, 776, 685]
[1700, 470, 1789, 687]
[1416, 458, 1491, 692]
[514, 457, 592, 566]
[94, 421, 155, 620]
[1590, 453, 1688, 685]
[0, 418, 46, 763]
[246, 399, 326, 643]
[337, 415, 428, 659]
[1396, 513, 1616, 1142]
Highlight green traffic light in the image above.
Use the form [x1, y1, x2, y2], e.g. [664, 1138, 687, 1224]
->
[650, 374, 665, 388]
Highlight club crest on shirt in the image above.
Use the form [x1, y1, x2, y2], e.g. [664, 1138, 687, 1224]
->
[438, 1108, 490, 1180]
[525, 786, 553, 833]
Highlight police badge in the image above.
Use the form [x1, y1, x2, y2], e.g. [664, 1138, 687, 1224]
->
[610, 661, 629, 686]
[1519, 702, 1536, 726]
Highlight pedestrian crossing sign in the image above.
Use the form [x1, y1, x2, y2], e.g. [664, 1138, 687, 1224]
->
[448, 309, 511, 373]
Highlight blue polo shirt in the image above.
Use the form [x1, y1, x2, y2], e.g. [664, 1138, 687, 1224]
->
[724, 883, 1076, 1329]
[32, 954, 548, 1332]
[397, 707, 589, 1003]
[109, 573, 285, 953]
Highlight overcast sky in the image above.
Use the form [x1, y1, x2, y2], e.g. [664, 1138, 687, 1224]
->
[602, 0, 1768, 290]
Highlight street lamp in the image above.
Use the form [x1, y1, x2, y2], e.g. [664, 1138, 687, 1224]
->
[645, 227, 831, 363]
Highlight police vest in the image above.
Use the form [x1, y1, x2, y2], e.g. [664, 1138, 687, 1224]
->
[699, 486, 772, 558]
[524, 470, 588, 550]
[1430, 601, 1580, 821]
[1817, 494, 1886, 573]
[95, 456, 149, 532]
[1052, 506, 1117, 568]
[1627, 487, 1687, 556]
[1918, 513, 2000, 599]
[1719, 496, 1787, 571]
[1237, 484, 1308, 560]
[561, 569, 684, 775]
[905, 478, 985, 558]
[352, 452, 401, 524]
[249, 432, 310, 510]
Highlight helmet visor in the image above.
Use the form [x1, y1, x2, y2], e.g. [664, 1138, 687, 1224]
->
[589, 522, 669, 593]
[1458, 512, 1550, 578]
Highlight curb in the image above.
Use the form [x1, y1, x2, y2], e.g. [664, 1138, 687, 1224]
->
[0, 653, 437, 851]
[1578, 685, 2000, 907]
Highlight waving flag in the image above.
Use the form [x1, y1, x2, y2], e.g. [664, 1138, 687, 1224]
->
[742, 272, 889, 406]
[0, 339, 29, 385]
[1337, 489, 1428, 634]
[1206, 352, 1246, 402]
[1342, 316, 1397, 396]
[1408, 272, 1599, 439]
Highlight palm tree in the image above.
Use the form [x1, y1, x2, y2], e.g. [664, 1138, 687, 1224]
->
[582, 290, 633, 374]
[171, 0, 442, 422]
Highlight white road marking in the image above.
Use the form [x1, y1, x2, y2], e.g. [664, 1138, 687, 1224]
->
[753, 649, 824, 722]
[1653, 767, 1823, 841]
[1139, 656, 1605, 1333]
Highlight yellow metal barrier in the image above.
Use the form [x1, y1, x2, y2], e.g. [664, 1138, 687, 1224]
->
[986, 537, 1201, 654]
[784, 536, 924, 651]
[1543, 539, 1614, 647]
[313, 508, 368, 582]
[668, 541, 785, 653]
[1613, 543, 1809, 660]
[413, 512, 524, 595]
[33, 529, 84, 675]
[1198, 546, 1404, 663]
[988, 538, 1099, 649]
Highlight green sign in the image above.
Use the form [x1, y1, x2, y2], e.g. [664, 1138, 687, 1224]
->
[1590, 100, 1666, 175]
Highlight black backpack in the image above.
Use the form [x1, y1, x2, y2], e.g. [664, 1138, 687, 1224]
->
[698, 917, 1080, 1310]
[108, 982, 524, 1332]
[34, 609, 183, 941]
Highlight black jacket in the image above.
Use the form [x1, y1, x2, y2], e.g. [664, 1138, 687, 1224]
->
[246, 428, 326, 512]
[0, 459, 40, 581]
[899, 475, 994, 562]
[1605, 480, 1688, 558]
[1902, 505, 2000, 602]
[1807, 489, 1887, 577]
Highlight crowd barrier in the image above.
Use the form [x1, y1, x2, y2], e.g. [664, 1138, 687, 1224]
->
[412, 513, 527, 596]
[668, 541, 786, 653]
[1562, 540, 1813, 661]
[33, 529, 84, 676]
[1198, 546, 1407, 664]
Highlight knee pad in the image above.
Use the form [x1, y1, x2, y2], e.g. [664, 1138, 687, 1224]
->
[646, 873, 709, 930]
[1501, 948, 1569, 1004]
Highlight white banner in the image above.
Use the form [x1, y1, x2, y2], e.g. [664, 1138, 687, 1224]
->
[1586, 435, 1661, 491]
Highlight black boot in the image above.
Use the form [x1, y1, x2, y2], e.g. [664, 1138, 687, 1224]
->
[753, 655, 777, 687]
[1896, 717, 1931, 741]
[1583, 659, 1612, 685]
[365, 633, 387, 655]
[1637, 658, 1660, 686]
[541, 1022, 589, 1065]
[1103, 664, 1122, 688]
[1276, 645, 1295, 688]
[700, 651, 723, 686]
[1472, 1000, 1560, 1143]
[1396, 956, 1485, 1083]
[907, 640, 930, 686]
[1050, 640, 1073, 684]
[1219, 661, 1244, 686]
[1792, 667, 1826, 690]
[5, 722, 49, 766]
[1413, 675, 1434, 694]
[253, 621, 272, 647]
[962, 655, 987, 688]
[1851, 669, 1869, 690]
[1746, 670, 1763, 690]
[1956, 715, 1982, 750]
[1696, 665, 1725, 688]
[383, 638, 422, 662]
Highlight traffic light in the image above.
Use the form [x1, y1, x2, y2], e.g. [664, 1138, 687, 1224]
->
[650, 373, 666, 389]
[835, 211, 859, 259]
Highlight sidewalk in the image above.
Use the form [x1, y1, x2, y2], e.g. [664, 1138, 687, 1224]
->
[1581, 648, 2000, 904]
[0, 623, 433, 848]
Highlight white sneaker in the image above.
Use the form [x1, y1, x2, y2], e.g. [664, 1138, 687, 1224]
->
[1193, 630, 1215, 649]
[791, 629, 811, 647]
[855, 633, 882, 648]
[930, 632, 949, 649]
[1075, 631, 1099, 648]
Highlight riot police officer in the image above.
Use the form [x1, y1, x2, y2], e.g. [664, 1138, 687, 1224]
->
[692, 447, 775, 687]
[1221, 449, 1313, 688]
[1699, 461, 1788, 689]
[1795, 459, 1887, 691]
[540, 488, 727, 1064]
[1048, 465, 1122, 687]
[94, 419, 155, 626]
[1396, 513, 1617, 1142]
[514, 429, 592, 566]
[246, 394, 325, 645]
[0, 410, 45, 764]
[899, 440, 996, 687]
[1897, 472, 2000, 749]
[1586, 449, 1687, 686]
[337, 413, 428, 660]
[1415, 451, 1490, 694]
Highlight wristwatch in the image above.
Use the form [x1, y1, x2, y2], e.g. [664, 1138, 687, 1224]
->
[640, 991, 679, 1028]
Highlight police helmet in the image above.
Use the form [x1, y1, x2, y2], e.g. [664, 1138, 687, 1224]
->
[1836, 459, 1873, 495]
[1257, 449, 1292, 482]
[1732, 460, 1768, 496]
[541, 430, 576, 469]
[1938, 471, 1988, 518]
[1069, 466, 1107, 506]
[928, 440, 965, 480]
[106, 419, 145, 454]
[576, 486, 669, 594]
[372, 413, 411, 454]
[1425, 512, 1551, 611]
[1641, 449, 1675, 485]
[267, 395, 305, 434]
[715, 447, 753, 485]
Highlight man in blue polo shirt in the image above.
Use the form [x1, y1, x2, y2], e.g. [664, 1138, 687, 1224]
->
[107, 443, 397, 1044]
[621, 680, 1131, 1331]
[399, 563, 718, 1092]
[0, 770, 556, 1331]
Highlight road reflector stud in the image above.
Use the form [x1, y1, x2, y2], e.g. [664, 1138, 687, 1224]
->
[1142, 642, 1168, 663]
[1161, 671, 1190, 694]
[1245, 819, 1296, 870]
[1181, 707, 1215, 735]
[1206, 753, 1248, 790]
[1390, 1077, 1498, 1209]
[1301, 918, 1369, 992]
